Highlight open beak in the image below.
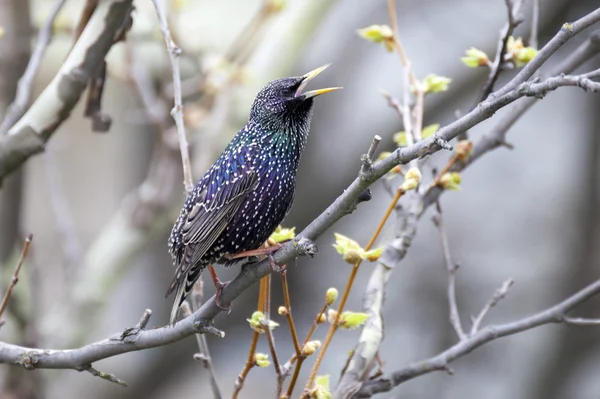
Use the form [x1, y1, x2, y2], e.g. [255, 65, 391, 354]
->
[295, 64, 342, 99]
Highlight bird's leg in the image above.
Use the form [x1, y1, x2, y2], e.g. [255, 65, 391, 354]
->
[229, 243, 285, 259]
[230, 243, 287, 273]
[207, 265, 231, 313]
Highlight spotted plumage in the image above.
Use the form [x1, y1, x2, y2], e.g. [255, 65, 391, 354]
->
[166, 65, 340, 324]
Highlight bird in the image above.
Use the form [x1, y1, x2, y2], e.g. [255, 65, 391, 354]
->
[166, 64, 341, 325]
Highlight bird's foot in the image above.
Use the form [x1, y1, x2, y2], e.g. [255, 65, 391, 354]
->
[208, 265, 231, 314]
[267, 254, 286, 273]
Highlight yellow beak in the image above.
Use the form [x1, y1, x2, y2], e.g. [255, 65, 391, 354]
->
[295, 64, 343, 99]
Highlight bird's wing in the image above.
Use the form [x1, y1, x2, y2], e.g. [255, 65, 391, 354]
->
[182, 169, 258, 263]
[166, 169, 258, 300]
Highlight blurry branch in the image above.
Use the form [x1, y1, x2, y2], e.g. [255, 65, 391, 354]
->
[0, 235, 32, 321]
[43, 147, 83, 277]
[190, 280, 222, 399]
[0, 0, 67, 136]
[529, 0, 540, 50]
[181, 280, 223, 399]
[432, 204, 467, 341]
[386, 0, 417, 87]
[151, 0, 194, 193]
[474, 0, 526, 105]
[0, 0, 135, 184]
[73, 0, 99, 44]
[354, 277, 600, 398]
[470, 278, 515, 335]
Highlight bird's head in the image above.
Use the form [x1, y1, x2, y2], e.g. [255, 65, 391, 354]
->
[249, 64, 341, 130]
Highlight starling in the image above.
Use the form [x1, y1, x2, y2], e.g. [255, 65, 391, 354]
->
[166, 65, 341, 324]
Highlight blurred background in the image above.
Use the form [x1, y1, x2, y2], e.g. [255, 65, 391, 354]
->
[1, 0, 600, 398]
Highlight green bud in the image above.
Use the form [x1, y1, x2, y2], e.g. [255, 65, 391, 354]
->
[325, 288, 339, 306]
[339, 311, 370, 329]
[401, 167, 422, 191]
[422, 74, 451, 93]
[278, 306, 288, 316]
[333, 233, 365, 264]
[439, 172, 462, 190]
[254, 353, 271, 368]
[313, 375, 332, 399]
[356, 25, 394, 52]
[269, 225, 296, 243]
[301, 340, 322, 356]
[461, 47, 489, 68]
[507, 36, 538, 67]
[455, 140, 473, 160]
[364, 247, 383, 262]
[246, 311, 279, 333]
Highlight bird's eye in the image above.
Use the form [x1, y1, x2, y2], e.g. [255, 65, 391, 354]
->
[281, 87, 293, 97]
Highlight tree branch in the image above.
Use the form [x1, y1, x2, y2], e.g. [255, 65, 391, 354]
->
[0, 0, 134, 184]
[0, 0, 67, 136]
[150, 0, 194, 194]
[354, 277, 600, 398]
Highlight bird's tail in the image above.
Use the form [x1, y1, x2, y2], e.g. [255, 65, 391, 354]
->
[169, 282, 187, 326]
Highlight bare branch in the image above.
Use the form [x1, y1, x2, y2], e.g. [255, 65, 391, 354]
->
[432, 203, 467, 341]
[354, 277, 600, 397]
[562, 317, 600, 326]
[475, 0, 526, 104]
[529, 0, 540, 49]
[470, 278, 515, 335]
[360, 135, 382, 178]
[150, 0, 194, 194]
[0, 0, 67, 135]
[0, 0, 135, 184]
[0, 234, 33, 320]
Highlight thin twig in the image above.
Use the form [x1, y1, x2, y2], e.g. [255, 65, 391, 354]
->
[360, 135, 382, 177]
[401, 64, 415, 148]
[262, 319, 282, 378]
[387, 0, 418, 87]
[281, 272, 301, 355]
[0, 234, 33, 320]
[190, 280, 222, 399]
[474, 0, 526, 105]
[380, 90, 404, 119]
[562, 317, 600, 326]
[0, 0, 67, 135]
[470, 278, 515, 335]
[529, 0, 540, 49]
[44, 147, 83, 277]
[232, 278, 266, 399]
[287, 357, 306, 398]
[432, 203, 467, 341]
[303, 188, 405, 393]
[150, 0, 194, 194]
